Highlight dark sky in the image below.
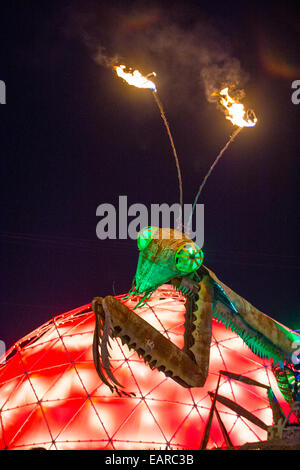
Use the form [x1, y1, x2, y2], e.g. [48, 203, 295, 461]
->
[1, 0, 300, 349]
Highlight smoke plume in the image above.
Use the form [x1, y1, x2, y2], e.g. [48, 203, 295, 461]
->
[65, 2, 249, 107]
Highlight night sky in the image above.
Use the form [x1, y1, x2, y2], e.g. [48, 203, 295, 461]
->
[1, 1, 300, 350]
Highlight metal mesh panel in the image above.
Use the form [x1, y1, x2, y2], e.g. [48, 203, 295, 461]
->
[0, 286, 289, 449]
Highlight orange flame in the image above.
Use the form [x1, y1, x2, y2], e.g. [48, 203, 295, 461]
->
[215, 87, 257, 128]
[114, 65, 157, 91]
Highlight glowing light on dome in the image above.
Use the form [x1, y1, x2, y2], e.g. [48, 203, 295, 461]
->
[0, 287, 289, 450]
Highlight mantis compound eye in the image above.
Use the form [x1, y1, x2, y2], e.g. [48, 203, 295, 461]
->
[137, 226, 157, 251]
[175, 243, 204, 273]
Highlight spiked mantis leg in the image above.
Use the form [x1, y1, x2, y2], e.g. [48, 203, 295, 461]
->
[205, 266, 300, 362]
[92, 274, 214, 389]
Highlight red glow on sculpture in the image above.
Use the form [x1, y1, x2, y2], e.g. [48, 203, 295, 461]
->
[0, 286, 288, 450]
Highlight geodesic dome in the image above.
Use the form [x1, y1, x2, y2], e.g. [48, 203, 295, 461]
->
[0, 285, 289, 450]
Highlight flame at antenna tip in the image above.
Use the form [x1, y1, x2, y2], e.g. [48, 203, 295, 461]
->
[213, 87, 257, 128]
[114, 64, 157, 92]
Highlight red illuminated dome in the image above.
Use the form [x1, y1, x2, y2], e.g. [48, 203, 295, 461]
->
[0, 286, 288, 450]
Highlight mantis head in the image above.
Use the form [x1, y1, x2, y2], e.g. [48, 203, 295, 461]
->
[130, 227, 204, 307]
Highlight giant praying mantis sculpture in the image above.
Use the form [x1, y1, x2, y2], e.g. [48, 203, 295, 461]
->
[92, 66, 299, 407]
[92, 226, 300, 402]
